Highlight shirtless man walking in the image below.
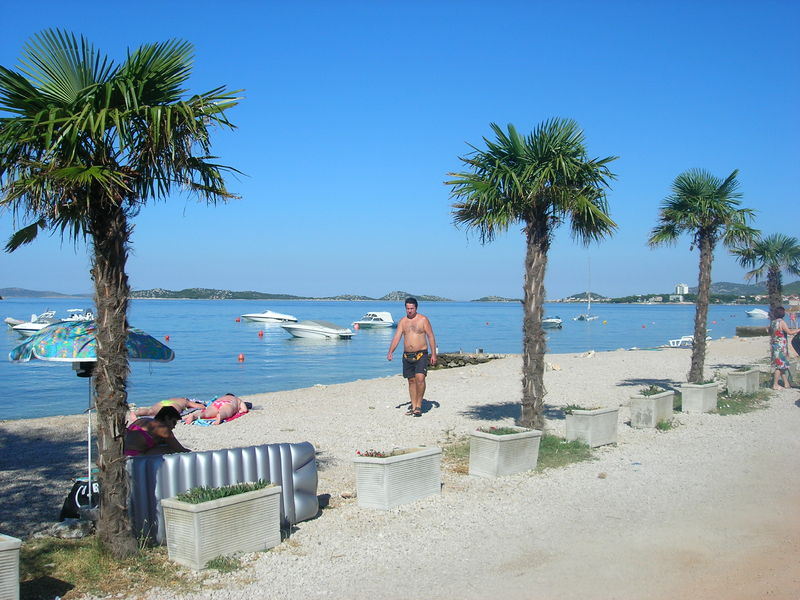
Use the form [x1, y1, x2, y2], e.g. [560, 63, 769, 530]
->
[387, 297, 437, 417]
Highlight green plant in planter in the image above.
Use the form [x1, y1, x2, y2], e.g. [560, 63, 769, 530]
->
[563, 404, 599, 414]
[176, 480, 272, 504]
[638, 385, 664, 396]
[476, 426, 526, 435]
[355, 448, 415, 458]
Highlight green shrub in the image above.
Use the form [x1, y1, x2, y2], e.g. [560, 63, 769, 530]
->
[476, 426, 525, 435]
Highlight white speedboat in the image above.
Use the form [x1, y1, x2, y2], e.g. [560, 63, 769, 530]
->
[11, 310, 60, 336]
[280, 320, 354, 339]
[745, 308, 769, 319]
[542, 316, 563, 329]
[241, 309, 298, 323]
[352, 311, 395, 329]
[64, 308, 94, 322]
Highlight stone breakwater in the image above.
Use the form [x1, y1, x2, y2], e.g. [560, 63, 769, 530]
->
[430, 352, 508, 369]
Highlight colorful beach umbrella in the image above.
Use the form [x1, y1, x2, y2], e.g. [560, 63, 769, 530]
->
[8, 319, 175, 509]
[9, 319, 174, 363]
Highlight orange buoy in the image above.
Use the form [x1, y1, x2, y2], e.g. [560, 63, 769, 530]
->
[354, 323, 360, 330]
[165, 335, 170, 341]
[258, 330, 264, 337]
[238, 353, 245, 362]
[235, 318, 240, 323]
[642, 324, 646, 328]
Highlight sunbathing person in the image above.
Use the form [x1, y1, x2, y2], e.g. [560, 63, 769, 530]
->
[124, 406, 191, 456]
[183, 393, 249, 425]
[129, 397, 206, 421]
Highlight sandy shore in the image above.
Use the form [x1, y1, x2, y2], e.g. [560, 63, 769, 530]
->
[1, 336, 799, 599]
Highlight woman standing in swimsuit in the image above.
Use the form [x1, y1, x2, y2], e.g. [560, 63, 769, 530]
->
[124, 406, 191, 456]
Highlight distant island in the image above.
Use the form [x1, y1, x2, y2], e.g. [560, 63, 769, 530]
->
[128, 288, 456, 302]
[3, 280, 798, 303]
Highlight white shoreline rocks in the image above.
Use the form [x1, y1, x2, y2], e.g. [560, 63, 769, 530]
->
[2, 337, 799, 599]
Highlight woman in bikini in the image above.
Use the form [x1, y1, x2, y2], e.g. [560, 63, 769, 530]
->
[124, 406, 191, 456]
[183, 393, 248, 425]
[128, 397, 206, 422]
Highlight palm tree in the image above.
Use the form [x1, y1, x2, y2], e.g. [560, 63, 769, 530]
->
[447, 119, 617, 430]
[0, 30, 240, 556]
[649, 169, 757, 383]
[733, 233, 800, 312]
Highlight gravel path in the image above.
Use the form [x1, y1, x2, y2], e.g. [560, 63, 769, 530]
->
[2, 337, 798, 598]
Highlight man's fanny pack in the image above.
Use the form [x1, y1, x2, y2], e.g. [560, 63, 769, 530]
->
[403, 351, 426, 362]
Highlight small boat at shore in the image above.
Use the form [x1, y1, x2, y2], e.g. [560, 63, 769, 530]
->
[745, 308, 769, 319]
[280, 320, 354, 339]
[352, 311, 395, 329]
[241, 309, 298, 323]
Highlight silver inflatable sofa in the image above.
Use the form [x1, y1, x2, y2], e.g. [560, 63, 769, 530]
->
[127, 442, 318, 544]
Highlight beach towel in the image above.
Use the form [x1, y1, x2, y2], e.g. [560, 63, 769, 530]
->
[189, 409, 249, 426]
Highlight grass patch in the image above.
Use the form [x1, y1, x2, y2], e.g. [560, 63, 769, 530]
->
[441, 436, 470, 474]
[20, 536, 199, 600]
[656, 419, 676, 431]
[536, 435, 593, 471]
[205, 555, 241, 572]
[717, 389, 771, 416]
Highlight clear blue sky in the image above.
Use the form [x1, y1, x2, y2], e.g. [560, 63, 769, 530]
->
[1, 0, 797, 300]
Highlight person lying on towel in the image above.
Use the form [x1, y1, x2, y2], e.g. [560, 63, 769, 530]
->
[125, 406, 191, 456]
[183, 393, 249, 425]
[129, 397, 206, 421]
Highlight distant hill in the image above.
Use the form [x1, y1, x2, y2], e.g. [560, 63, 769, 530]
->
[378, 290, 453, 302]
[0, 287, 89, 298]
[684, 280, 800, 296]
[565, 291, 609, 301]
[471, 296, 521, 302]
[128, 288, 454, 301]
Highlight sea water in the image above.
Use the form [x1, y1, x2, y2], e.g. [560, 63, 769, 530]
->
[0, 297, 767, 419]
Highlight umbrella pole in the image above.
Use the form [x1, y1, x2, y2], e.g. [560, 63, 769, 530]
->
[88, 379, 93, 506]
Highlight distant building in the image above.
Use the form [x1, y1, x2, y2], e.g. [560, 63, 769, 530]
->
[669, 294, 684, 302]
[675, 283, 689, 295]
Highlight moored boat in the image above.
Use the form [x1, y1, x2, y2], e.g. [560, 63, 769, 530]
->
[745, 308, 769, 319]
[10, 310, 60, 336]
[280, 320, 354, 339]
[352, 311, 394, 329]
[241, 309, 298, 323]
[542, 316, 563, 329]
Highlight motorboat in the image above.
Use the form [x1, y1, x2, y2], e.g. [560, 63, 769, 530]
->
[11, 310, 60, 336]
[542, 316, 563, 329]
[352, 311, 395, 329]
[4, 316, 24, 328]
[240, 309, 298, 323]
[574, 313, 598, 322]
[745, 308, 769, 319]
[280, 320, 354, 339]
[64, 308, 94, 322]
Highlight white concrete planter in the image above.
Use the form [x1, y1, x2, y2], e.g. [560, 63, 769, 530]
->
[726, 368, 760, 394]
[629, 390, 674, 428]
[0, 534, 21, 600]
[680, 382, 719, 414]
[161, 485, 282, 570]
[469, 427, 542, 478]
[353, 447, 441, 509]
[565, 407, 619, 447]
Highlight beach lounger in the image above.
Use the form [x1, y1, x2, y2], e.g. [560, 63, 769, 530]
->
[127, 442, 318, 544]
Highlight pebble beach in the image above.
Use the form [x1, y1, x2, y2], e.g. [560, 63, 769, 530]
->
[1, 336, 799, 599]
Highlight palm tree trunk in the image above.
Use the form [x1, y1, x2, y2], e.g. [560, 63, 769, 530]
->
[519, 220, 549, 430]
[89, 203, 137, 558]
[767, 267, 781, 314]
[689, 233, 714, 383]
